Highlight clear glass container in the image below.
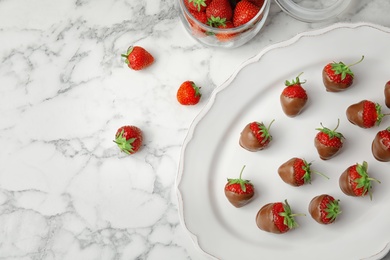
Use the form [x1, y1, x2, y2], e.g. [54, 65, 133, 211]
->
[274, 0, 352, 22]
[177, 0, 271, 48]
[177, 0, 351, 48]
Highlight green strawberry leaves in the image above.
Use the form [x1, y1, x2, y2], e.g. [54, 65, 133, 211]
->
[354, 161, 381, 200]
[189, 0, 207, 11]
[227, 165, 252, 192]
[114, 129, 136, 154]
[324, 198, 341, 222]
[257, 119, 275, 144]
[330, 55, 364, 80]
[285, 72, 306, 86]
[316, 118, 344, 140]
[279, 200, 305, 230]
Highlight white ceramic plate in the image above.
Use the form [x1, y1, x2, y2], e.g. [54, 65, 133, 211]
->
[176, 23, 390, 260]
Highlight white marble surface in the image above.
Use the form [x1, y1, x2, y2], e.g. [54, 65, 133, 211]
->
[0, 0, 389, 259]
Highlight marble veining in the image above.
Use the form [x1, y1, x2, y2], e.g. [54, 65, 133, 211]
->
[0, 0, 390, 259]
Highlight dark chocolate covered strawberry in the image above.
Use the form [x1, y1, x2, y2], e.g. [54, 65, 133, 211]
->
[314, 119, 345, 160]
[255, 200, 305, 234]
[346, 100, 389, 128]
[339, 161, 380, 200]
[280, 73, 308, 117]
[239, 120, 274, 152]
[224, 165, 254, 208]
[385, 81, 390, 108]
[278, 157, 328, 187]
[322, 56, 364, 92]
[372, 127, 390, 162]
[309, 194, 341, 225]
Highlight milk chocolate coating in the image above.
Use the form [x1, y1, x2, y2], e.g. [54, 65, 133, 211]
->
[322, 69, 352, 92]
[278, 158, 299, 186]
[385, 81, 390, 108]
[224, 190, 254, 208]
[372, 131, 390, 162]
[314, 137, 341, 160]
[346, 100, 366, 128]
[280, 95, 307, 117]
[239, 123, 264, 152]
[339, 168, 356, 197]
[309, 194, 329, 224]
[255, 203, 281, 234]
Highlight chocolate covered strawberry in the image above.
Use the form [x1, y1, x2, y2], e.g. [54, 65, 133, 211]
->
[256, 200, 305, 234]
[278, 157, 328, 187]
[346, 100, 389, 128]
[114, 125, 143, 155]
[280, 72, 308, 117]
[372, 127, 390, 162]
[339, 161, 380, 200]
[385, 81, 390, 108]
[121, 46, 154, 71]
[224, 165, 254, 208]
[239, 120, 274, 152]
[309, 194, 341, 225]
[322, 56, 364, 92]
[314, 119, 345, 160]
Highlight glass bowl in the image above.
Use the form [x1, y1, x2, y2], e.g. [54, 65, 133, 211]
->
[177, 0, 271, 48]
[274, 0, 352, 22]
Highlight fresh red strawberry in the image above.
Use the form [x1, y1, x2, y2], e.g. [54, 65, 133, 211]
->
[246, 0, 264, 8]
[346, 100, 389, 128]
[256, 200, 305, 234]
[314, 119, 345, 160]
[177, 81, 202, 105]
[224, 165, 255, 208]
[114, 125, 143, 155]
[206, 0, 233, 21]
[322, 55, 364, 92]
[215, 21, 236, 41]
[309, 194, 341, 225]
[339, 161, 380, 200]
[233, 0, 260, 27]
[121, 46, 154, 71]
[188, 9, 208, 36]
[372, 127, 390, 162]
[239, 120, 275, 151]
[385, 81, 390, 108]
[280, 72, 308, 117]
[185, 0, 211, 12]
[278, 157, 328, 187]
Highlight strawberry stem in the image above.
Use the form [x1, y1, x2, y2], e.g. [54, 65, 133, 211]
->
[346, 55, 364, 68]
[239, 165, 246, 179]
[312, 170, 330, 180]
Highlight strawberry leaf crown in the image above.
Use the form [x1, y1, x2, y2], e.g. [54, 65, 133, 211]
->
[285, 72, 306, 86]
[279, 200, 302, 229]
[316, 119, 344, 139]
[120, 46, 134, 65]
[191, 82, 202, 97]
[114, 129, 136, 154]
[207, 16, 227, 27]
[301, 159, 312, 184]
[256, 119, 275, 144]
[354, 161, 381, 200]
[227, 165, 252, 192]
[331, 55, 364, 80]
[375, 103, 386, 125]
[189, 0, 207, 11]
[324, 197, 341, 222]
